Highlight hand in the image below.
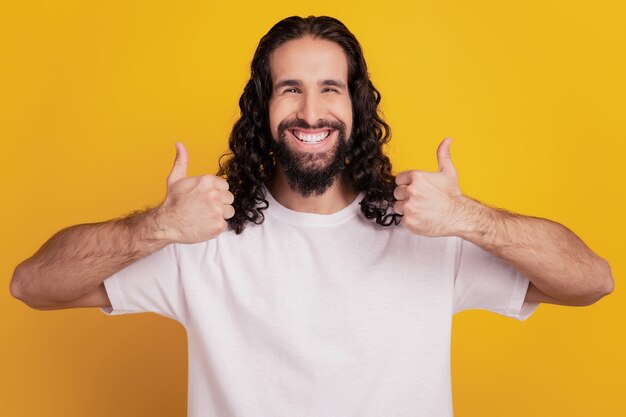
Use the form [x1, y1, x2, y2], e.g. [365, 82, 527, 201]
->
[393, 137, 466, 237]
[156, 142, 235, 244]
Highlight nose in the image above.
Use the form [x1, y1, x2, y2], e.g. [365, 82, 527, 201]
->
[296, 91, 325, 127]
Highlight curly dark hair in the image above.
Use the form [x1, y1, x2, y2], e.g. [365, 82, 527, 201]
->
[217, 15, 401, 234]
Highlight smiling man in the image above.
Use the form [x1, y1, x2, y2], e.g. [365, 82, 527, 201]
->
[268, 36, 353, 199]
[11, 15, 614, 417]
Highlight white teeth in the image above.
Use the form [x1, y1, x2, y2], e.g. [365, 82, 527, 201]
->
[293, 130, 330, 143]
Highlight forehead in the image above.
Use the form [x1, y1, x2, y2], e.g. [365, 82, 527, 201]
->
[269, 37, 349, 84]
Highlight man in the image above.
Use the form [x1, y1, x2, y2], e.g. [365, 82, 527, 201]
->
[10, 15, 613, 417]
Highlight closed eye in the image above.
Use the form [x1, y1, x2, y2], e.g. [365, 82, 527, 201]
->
[322, 88, 339, 93]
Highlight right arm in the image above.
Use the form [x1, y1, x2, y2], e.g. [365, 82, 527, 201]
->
[9, 142, 234, 310]
[9, 209, 170, 310]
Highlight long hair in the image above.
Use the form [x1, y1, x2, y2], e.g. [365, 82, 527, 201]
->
[217, 15, 401, 234]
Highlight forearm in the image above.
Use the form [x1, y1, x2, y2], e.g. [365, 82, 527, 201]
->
[455, 196, 613, 305]
[11, 207, 171, 307]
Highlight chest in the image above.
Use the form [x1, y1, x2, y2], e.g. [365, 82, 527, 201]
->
[187, 225, 455, 347]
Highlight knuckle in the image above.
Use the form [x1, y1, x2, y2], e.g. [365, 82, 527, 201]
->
[190, 176, 203, 188]
[206, 189, 219, 200]
[215, 220, 227, 233]
[200, 175, 215, 186]
[403, 204, 416, 216]
[411, 171, 427, 183]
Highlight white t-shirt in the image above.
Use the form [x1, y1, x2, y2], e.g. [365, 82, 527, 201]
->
[101, 189, 539, 417]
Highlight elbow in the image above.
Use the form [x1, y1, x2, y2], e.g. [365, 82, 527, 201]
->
[582, 258, 614, 306]
[9, 264, 52, 310]
[9, 264, 31, 306]
[598, 259, 615, 298]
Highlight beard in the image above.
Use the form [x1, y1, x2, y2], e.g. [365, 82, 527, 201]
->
[271, 118, 352, 198]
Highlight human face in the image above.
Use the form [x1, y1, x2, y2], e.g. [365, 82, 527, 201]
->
[268, 37, 353, 196]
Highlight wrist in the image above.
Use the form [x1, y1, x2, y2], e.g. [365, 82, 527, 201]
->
[145, 206, 176, 245]
[120, 206, 174, 249]
[452, 195, 493, 242]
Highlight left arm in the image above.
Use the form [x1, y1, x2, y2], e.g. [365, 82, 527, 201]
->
[394, 137, 614, 307]
[453, 196, 614, 306]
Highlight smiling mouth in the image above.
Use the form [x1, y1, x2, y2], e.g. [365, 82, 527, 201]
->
[291, 129, 332, 144]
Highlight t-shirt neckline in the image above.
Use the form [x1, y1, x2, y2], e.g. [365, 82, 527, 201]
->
[262, 185, 364, 227]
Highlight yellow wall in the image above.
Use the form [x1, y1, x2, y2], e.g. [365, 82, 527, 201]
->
[2, 1, 624, 416]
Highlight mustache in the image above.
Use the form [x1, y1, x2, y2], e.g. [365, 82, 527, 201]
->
[277, 118, 346, 134]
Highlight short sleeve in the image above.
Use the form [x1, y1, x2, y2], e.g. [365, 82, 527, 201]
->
[99, 243, 188, 325]
[453, 237, 539, 320]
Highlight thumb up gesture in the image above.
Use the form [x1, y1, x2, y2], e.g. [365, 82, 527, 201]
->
[393, 138, 466, 237]
[157, 142, 235, 244]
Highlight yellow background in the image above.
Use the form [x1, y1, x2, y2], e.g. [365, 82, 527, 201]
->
[2, 1, 624, 416]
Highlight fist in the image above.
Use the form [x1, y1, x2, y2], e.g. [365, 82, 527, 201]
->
[393, 137, 465, 237]
[157, 142, 235, 244]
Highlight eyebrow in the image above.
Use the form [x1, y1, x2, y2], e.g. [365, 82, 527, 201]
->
[273, 79, 347, 91]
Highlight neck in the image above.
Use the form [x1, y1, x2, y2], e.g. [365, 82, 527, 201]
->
[266, 170, 358, 214]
